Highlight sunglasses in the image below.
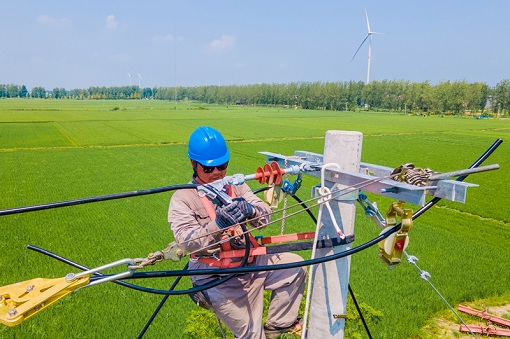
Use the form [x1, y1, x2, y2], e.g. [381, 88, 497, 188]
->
[199, 161, 229, 173]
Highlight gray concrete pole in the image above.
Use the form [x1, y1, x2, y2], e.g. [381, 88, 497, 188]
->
[306, 131, 363, 339]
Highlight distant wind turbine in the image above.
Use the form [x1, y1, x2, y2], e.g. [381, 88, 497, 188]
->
[351, 9, 382, 84]
[127, 72, 132, 86]
[137, 73, 142, 88]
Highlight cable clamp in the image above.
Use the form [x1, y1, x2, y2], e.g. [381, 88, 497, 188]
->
[420, 271, 431, 280]
[407, 255, 419, 265]
[358, 193, 385, 229]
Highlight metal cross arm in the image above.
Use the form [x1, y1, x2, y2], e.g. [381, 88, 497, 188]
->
[259, 151, 481, 206]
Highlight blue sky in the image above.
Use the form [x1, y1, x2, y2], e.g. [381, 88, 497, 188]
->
[1, 1, 509, 90]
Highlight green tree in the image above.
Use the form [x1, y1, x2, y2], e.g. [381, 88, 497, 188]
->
[20, 85, 28, 98]
[494, 79, 510, 115]
[31, 86, 47, 98]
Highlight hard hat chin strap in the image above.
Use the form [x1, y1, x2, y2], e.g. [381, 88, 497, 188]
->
[191, 161, 207, 185]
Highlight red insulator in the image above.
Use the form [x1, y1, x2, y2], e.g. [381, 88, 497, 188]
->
[271, 161, 283, 185]
[254, 161, 284, 185]
[256, 166, 266, 184]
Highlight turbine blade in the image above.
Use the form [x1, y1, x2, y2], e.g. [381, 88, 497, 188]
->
[351, 35, 369, 61]
[365, 8, 371, 33]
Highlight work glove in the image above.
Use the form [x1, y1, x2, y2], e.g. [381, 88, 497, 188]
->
[215, 198, 254, 230]
[232, 198, 254, 219]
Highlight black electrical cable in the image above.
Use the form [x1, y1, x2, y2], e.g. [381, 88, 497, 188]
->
[84, 138, 505, 289]
[25, 139, 503, 339]
[138, 187, 316, 338]
[29, 221, 252, 296]
[412, 138, 502, 220]
[349, 284, 373, 339]
[0, 183, 198, 216]
[136, 263, 188, 339]
[29, 224, 397, 295]
[24, 139, 504, 295]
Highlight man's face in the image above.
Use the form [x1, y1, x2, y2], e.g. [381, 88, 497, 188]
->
[193, 160, 228, 184]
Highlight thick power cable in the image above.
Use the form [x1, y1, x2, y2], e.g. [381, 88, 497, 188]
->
[138, 188, 317, 338]
[0, 184, 197, 216]
[18, 138, 503, 339]
[136, 263, 188, 339]
[28, 139, 502, 293]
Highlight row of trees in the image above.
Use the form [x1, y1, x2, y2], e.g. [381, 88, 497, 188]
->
[2, 80, 510, 115]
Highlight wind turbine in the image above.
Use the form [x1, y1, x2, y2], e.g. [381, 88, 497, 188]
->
[351, 9, 382, 84]
[127, 72, 132, 86]
[137, 73, 142, 88]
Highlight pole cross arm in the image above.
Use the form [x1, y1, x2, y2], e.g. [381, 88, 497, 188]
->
[259, 151, 480, 206]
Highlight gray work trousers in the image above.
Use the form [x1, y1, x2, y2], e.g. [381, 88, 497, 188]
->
[203, 252, 307, 339]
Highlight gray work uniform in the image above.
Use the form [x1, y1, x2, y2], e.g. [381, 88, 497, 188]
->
[168, 182, 306, 339]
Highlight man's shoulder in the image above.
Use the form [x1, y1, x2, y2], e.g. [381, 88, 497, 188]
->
[170, 186, 198, 202]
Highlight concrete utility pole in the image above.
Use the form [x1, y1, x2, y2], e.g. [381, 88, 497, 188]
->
[307, 131, 363, 338]
[260, 130, 480, 339]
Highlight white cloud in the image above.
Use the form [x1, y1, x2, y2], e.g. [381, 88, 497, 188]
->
[104, 15, 127, 31]
[203, 35, 236, 55]
[105, 15, 119, 30]
[36, 15, 72, 27]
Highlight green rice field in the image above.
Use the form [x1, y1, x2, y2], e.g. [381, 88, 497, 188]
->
[1, 99, 509, 338]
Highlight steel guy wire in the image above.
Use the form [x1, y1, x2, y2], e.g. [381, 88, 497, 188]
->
[404, 251, 478, 339]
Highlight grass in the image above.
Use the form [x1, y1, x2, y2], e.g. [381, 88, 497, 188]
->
[0, 99, 509, 338]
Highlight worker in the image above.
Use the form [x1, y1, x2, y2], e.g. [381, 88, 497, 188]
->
[168, 126, 306, 339]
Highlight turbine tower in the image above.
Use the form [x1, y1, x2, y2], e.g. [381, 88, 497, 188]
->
[137, 73, 142, 88]
[351, 9, 382, 84]
[127, 72, 132, 86]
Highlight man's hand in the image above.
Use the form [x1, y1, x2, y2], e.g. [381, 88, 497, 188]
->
[232, 198, 254, 219]
[215, 198, 254, 230]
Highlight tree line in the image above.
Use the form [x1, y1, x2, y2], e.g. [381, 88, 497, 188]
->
[1, 79, 509, 115]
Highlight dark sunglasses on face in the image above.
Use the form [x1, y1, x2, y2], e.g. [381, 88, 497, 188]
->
[200, 161, 229, 173]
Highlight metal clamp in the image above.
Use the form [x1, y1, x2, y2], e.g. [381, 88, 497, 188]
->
[358, 193, 385, 229]
[71, 258, 137, 289]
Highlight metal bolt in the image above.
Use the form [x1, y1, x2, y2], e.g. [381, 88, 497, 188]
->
[26, 285, 34, 292]
[65, 273, 76, 282]
[333, 314, 349, 319]
[8, 308, 17, 317]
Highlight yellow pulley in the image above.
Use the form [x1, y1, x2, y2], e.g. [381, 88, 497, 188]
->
[378, 201, 413, 266]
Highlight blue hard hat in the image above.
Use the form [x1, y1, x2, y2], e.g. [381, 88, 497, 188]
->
[187, 126, 230, 166]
